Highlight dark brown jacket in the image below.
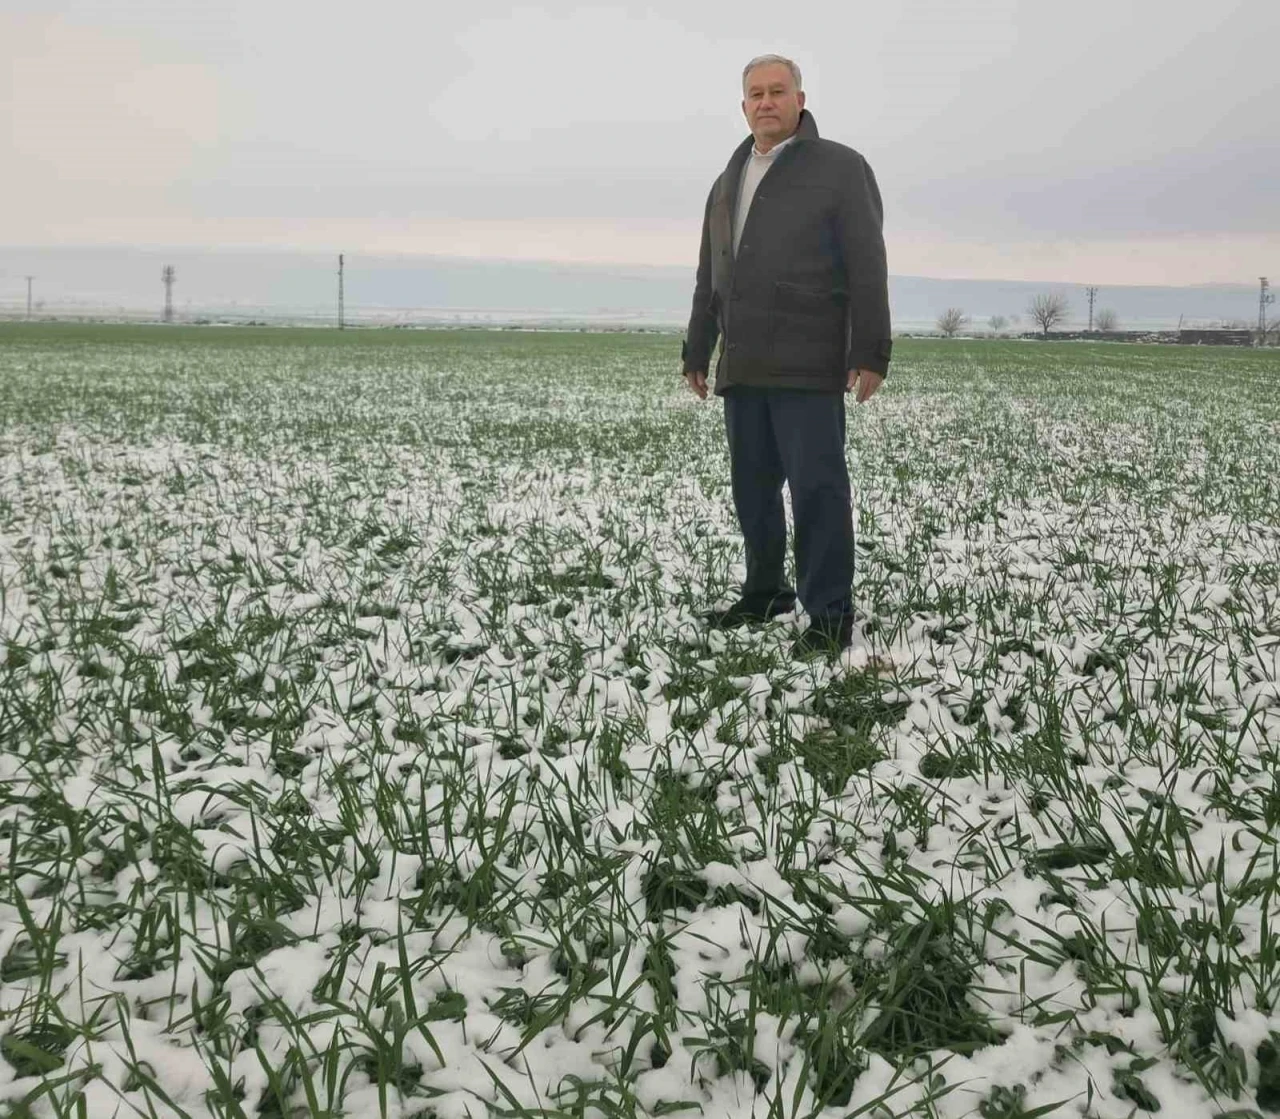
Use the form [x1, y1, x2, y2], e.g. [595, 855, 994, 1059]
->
[681, 111, 892, 393]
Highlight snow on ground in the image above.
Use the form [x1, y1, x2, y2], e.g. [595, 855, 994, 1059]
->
[1, 328, 1280, 1118]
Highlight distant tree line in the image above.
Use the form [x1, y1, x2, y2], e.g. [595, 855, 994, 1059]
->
[932, 295, 1121, 337]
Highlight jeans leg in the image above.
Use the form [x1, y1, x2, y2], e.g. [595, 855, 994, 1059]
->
[770, 390, 853, 618]
[723, 387, 792, 600]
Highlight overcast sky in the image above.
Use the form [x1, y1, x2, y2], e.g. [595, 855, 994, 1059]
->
[2, 0, 1276, 285]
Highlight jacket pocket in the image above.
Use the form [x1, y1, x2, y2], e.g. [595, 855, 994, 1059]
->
[770, 282, 848, 374]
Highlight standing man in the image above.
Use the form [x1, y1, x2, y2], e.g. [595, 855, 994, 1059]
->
[682, 54, 891, 659]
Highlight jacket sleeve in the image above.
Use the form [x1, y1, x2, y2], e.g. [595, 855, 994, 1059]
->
[839, 155, 893, 376]
[681, 184, 720, 375]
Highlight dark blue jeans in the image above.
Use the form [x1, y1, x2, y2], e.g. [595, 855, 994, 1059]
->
[722, 386, 854, 620]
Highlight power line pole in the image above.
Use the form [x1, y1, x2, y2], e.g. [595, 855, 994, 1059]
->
[24, 276, 34, 320]
[162, 266, 176, 323]
[1261, 277, 1274, 343]
[1085, 286, 1099, 332]
[338, 253, 345, 330]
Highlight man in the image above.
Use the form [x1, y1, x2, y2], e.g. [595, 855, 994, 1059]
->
[681, 54, 891, 659]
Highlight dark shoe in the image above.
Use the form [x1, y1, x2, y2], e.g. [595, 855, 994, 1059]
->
[703, 592, 797, 630]
[790, 614, 854, 660]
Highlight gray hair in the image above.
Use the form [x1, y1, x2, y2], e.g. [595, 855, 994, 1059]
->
[742, 54, 803, 92]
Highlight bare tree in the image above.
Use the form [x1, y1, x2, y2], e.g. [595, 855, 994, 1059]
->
[1028, 293, 1070, 337]
[1095, 308, 1118, 331]
[936, 308, 969, 337]
[988, 314, 1008, 334]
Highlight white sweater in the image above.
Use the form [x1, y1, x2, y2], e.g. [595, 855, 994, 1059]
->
[732, 132, 796, 255]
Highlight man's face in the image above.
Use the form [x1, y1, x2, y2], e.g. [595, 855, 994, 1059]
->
[741, 63, 805, 149]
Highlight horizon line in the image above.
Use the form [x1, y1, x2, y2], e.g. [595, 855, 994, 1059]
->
[0, 242, 1261, 293]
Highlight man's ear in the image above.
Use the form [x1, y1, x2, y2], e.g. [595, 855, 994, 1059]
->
[741, 99, 749, 123]
[797, 90, 806, 111]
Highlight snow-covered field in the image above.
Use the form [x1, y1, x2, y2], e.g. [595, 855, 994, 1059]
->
[2, 325, 1280, 1119]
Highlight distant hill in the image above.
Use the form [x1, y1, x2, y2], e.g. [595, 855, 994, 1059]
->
[0, 245, 1260, 331]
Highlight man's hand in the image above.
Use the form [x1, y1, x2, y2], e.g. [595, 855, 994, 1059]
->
[685, 370, 709, 400]
[847, 369, 884, 403]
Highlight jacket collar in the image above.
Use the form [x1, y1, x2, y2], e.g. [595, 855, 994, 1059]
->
[718, 110, 819, 293]
[724, 109, 819, 211]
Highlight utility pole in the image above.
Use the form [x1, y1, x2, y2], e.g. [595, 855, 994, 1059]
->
[1085, 286, 1099, 332]
[24, 276, 34, 320]
[162, 266, 176, 323]
[1261, 278, 1274, 343]
[338, 254, 345, 329]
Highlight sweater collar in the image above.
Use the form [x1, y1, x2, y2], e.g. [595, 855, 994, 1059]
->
[752, 132, 796, 158]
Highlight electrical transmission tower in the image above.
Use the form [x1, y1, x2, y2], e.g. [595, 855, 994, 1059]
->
[1085, 286, 1099, 332]
[162, 266, 176, 323]
[1262, 278, 1274, 343]
[24, 276, 34, 320]
[338, 254, 345, 329]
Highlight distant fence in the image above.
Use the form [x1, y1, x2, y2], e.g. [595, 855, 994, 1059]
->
[1016, 329, 1256, 346]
